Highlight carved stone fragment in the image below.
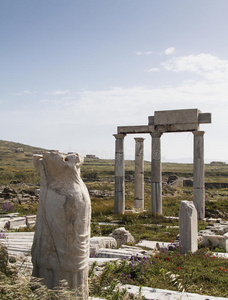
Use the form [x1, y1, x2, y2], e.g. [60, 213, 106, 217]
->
[32, 152, 91, 299]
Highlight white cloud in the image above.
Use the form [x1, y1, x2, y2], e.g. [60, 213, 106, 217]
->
[136, 51, 152, 56]
[50, 90, 70, 95]
[162, 53, 228, 82]
[3, 80, 228, 160]
[10, 90, 36, 96]
[148, 67, 160, 72]
[23, 90, 34, 95]
[2, 52, 228, 161]
[164, 47, 176, 55]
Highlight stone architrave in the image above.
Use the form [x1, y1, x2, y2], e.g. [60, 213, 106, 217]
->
[134, 138, 145, 210]
[114, 134, 125, 214]
[193, 131, 205, 220]
[179, 201, 198, 254]
[151, 132, 162, 214]
[32, 152, 91, 299]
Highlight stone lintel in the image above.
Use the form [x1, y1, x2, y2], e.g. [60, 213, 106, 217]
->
[117, 125, 154, 134]
[198, 113, 211, 124]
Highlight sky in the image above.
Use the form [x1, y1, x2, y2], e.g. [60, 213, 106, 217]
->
[1, 0, 228, 163]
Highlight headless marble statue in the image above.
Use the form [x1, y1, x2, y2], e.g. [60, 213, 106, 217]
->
[32, 152, 91, 299]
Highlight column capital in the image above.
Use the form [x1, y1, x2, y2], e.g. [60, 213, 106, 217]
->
[113, 133, 126, 139]
[134, 137, 145, 142]
[150, 132, 163, 138]
[193, 131, 205, 136]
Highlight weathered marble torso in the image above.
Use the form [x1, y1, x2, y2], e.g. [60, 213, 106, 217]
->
[32, 152, 91, 299]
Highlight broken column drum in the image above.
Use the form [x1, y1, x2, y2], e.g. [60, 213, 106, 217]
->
[134, 138, 145, 210]
[32, 152, 91, 299]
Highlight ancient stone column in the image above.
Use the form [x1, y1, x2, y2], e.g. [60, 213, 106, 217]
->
[114, 134, 125, 214]
[134, 138, 145, 210]
[179, 201, 198, 254]
[151, 132, 163, 214]
[193, 131, 205, 220]
[32, 152, 91, 299]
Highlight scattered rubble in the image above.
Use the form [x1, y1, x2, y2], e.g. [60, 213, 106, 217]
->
[89, 189, 114, 198]
[109, 227, 135, 247]
[198, 219, 228, 251]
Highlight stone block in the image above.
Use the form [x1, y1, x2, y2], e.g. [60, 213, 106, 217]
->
[26, 215, 36, 224]
[96, 248, 133, 259]
[90, 236, 118, 257]
[0, 217, 10, 229]
[225, 233, 228, 252]
[153, 109, 200, 132]
[136, 240, 172, 250]
[109, 227, 135, 247]
[118, 284, 227, 300]
[198, 112, 212, 124]
[8, 217, 26, 229]
[148, 116, 154, 125]
[27, 221, 36, 228]
[202, 235, 227, 251]
[154, 109, 199, 125]
[96, 247, 148, 259]
[179, 201, 198, 254]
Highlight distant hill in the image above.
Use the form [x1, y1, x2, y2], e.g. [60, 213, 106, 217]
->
[0, 140, 47, 153]
[0, 140, 49, 175]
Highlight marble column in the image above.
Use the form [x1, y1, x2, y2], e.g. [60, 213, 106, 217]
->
[193, 131, 205, 220]
[151, 132, 163, 214]
[114, 134, 125, 214]
[134, 138, 145, 210]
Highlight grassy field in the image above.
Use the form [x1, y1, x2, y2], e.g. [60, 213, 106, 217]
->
[1, 139, 228, 227]
[1, 140, 228, 298]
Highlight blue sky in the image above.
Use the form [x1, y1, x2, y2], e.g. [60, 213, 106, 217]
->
[1, 0, 228, 162]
